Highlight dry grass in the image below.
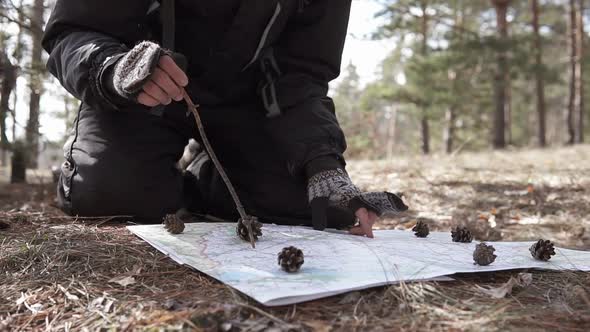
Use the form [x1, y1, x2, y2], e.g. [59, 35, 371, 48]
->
[1, 145, 590, 331]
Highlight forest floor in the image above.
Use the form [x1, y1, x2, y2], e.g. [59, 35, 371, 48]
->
[1, 145, 589, 331]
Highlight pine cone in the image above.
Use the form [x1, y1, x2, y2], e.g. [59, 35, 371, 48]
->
[278, 246, 304, 273]
[412, 220, 430, 238]
[164, 214, 185, 234]
[236, 217, 262, 243]
[529, 239, 556, 261]
[451, 226, 473, 243]
[473, 242, 497, 266]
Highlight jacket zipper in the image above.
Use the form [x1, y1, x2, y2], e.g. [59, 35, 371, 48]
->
[242, 2, 282, 70]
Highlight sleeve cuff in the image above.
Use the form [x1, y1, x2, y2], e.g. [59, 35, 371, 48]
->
[96, 52, 135, 109]
[305, 155, 345, 178]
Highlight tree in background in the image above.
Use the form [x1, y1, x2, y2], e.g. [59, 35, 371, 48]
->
[0, 46, 17, 165]
[375, 0, 445, 155]
[24, 0, 45, 168]
[567, 0, 577, 144]
[490, 0, 512, 149]
[332, 0, 588, 158]
[575, 0, 584, 143]
[531, 0, 547, 147]
[0, 0, 52, 176]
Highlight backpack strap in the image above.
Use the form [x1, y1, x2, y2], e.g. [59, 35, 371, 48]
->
[149, 0, 176, 117]
[160, 0, 175, 50]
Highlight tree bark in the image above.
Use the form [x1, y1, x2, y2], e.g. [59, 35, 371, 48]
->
[444, 107, 456, 153]
[531, 0, 547, 147]
[575, 0, 584, 143]
[386, 107, 398, 160]
[25, 0, 45, 168]
[567, 0, 577, 145]
[0, 50, 17, 166]
[491, 0, 511, 149]
[420, 0, 430, 154]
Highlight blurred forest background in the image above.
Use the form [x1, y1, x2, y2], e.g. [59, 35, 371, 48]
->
[0, 0, 589, 171]
[336, 0, 589, 158]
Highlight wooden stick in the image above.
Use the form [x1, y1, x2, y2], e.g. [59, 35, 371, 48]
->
[182, 89, 248, 220]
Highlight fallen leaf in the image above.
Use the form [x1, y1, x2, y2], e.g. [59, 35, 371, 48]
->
[58, 285, 79, 301]
[131, 264, 143, 275]
[475, 273, 532, 299]
[305, 320, 332, 332]
[26, 303, 43, 314]
[527, 184, 535, 193]
[573, 285, 590, 306]
[89, 296, 115, 313]
[108, 276, 136, 287]
[163, 299, 183, 311]
[338, 291, 361, 304]
[15, 293, 28, 306]
[546, 193, 559, 202]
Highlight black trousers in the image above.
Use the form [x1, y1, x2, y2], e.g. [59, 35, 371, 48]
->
[57, 99, 313, 225]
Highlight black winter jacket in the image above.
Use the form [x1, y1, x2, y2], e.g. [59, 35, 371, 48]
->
[42, 0, 351, 177]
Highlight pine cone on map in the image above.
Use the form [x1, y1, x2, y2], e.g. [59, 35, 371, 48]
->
[473, 243, 497, 266]
[164, 214, 185, 234]
[412, 220, 430, 238]
[278, 246, 305, 273]
[529, 239, 556, 261]
[451, 226, 473, 243]
[237, 218, 262, 243]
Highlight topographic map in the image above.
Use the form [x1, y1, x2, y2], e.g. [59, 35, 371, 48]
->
[128, 223, 590, 306]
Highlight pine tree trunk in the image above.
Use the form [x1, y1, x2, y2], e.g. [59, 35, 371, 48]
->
[25, 0, 45, 168]
[531, 0, 547, 147]
[444, 107, 456, 154]
[420, 0, 430, 155]
[505, 75, 512, 145]
[1, 51, 17, 166]
[386, 108, 398, 160]
[575, 0, 584, 143]
[421, 115, 430, 154]
[10, 141, 26, 184]
[567, 0, 577, 145]
[445, 2, 465, 154]
[491, 0, 511, 149]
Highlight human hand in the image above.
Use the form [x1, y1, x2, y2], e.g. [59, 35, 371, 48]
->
[107, 41, 188, 107]
[307, 169, 408, 237]
[137, 55, 188, 107]
[349, 207, 379, 238]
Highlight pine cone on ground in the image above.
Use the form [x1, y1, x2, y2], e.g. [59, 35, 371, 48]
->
[412, 220, 430, 238]
[473, 243, 497, 266]
[278, 246, 304, 273]
[236, 217, 262, 243]
[529, 239, 556, 261]
[451, 226, 473, 243]
[164, 214, 185, 234]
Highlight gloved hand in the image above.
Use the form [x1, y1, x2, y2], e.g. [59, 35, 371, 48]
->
[100, 41, 188, 107]
[307, 168, 408, 236]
